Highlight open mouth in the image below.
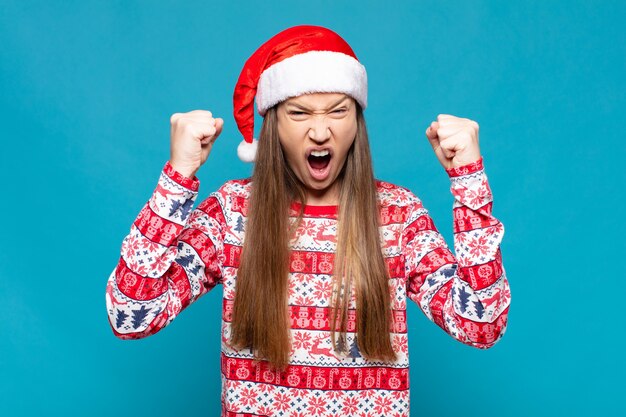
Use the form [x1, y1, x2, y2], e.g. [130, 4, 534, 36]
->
[307, 149, 332, 171]
[306, 149, 332, 181]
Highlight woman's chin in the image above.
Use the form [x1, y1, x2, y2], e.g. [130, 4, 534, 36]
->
[302, 176, 342, 204]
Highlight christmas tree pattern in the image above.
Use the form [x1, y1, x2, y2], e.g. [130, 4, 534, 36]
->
[189, 264, 202, 275]
[334, 333, 347, 353]
[443, 264, 457, 278]
[177, 253, 194, 268]
[169, 199, 184, 217]
[176, 252, 202, 276]
[473, 300, 485, 319]
[168, 198, 194, 221]
[179, 199, 194, 221]
[115, 309, 129, 328]
[234, 215, 244, 233]
[349, 338, 362, 362]
[458, 285, 471, 314]
[131, 305, 151, 329]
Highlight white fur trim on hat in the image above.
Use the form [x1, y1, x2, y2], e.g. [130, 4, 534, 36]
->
[237, 138, 258, 162]
[255, 50, 367, 116]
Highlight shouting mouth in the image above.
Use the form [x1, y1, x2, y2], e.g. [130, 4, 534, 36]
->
[307, 148, 332, 181]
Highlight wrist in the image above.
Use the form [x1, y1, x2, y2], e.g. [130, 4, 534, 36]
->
[169, 161, 198, 179]
[446, 156, 484, 177]
[164, 161, 200, 192]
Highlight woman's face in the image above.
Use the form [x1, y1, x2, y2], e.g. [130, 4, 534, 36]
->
[277, 92, 357, 205]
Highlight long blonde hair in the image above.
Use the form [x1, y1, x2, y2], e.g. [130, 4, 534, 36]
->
[230, 103, 396, 370]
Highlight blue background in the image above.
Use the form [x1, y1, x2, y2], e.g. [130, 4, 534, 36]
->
[1, 0, 623, 415]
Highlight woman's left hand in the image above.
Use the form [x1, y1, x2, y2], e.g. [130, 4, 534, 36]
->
[425, 114, 482, 170]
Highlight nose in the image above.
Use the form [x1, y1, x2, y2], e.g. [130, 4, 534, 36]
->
[307, 116, 331, 143]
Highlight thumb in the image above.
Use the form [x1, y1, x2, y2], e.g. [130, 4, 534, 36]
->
[425, 123, 440, 150]
[426, 122, 454, 160]
[214, 117, 224, 139]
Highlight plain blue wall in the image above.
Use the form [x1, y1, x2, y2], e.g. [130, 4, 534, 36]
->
[1, 0, 623, 415]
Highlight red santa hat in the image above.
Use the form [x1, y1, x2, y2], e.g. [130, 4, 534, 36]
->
[233, 25, 368, 162]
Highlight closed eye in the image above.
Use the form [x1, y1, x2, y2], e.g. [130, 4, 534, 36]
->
[287, 108, 347, 117]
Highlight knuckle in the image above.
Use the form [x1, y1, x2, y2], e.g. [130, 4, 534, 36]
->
[170, 113, 180, 124]
[183, 122, 195, 134]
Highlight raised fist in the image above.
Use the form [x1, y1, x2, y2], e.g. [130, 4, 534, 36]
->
[169, 110, 224, 178]
[425, 114, 481, 170]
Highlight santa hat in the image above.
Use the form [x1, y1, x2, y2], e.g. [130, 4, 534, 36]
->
[233, 25, 368, 162]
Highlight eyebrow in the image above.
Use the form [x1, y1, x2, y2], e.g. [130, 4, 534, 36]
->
[286, 96, 349, 111]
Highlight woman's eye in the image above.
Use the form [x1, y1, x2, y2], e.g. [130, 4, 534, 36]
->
[287, 109, 346, 117]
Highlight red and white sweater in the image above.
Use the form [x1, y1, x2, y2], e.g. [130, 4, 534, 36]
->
[106, 156, 510, 417]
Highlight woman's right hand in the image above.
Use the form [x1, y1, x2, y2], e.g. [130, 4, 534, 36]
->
[169, 110, 224, 178]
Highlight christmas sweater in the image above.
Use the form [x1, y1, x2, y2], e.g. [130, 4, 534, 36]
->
[105, 156, 510, 417]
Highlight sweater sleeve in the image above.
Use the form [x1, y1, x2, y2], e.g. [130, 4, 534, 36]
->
[402, 156, 510, 348]
[105, 161, 226, 339]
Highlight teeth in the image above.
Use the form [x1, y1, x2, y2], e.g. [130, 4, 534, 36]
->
[310, 150, 329, 157]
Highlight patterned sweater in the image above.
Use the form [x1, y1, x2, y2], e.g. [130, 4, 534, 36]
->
[105, 156, 510, 417]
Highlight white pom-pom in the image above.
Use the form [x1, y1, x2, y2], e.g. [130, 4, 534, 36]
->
[237, 138, 258, 162]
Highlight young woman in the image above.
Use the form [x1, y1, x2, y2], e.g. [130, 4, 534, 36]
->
[105, 25, 510, 417]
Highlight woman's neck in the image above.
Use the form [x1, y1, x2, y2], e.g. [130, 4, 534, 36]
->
[304, 183, 340, 206]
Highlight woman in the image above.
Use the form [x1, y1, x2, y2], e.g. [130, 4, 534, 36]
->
[105, 25, 510, 417]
